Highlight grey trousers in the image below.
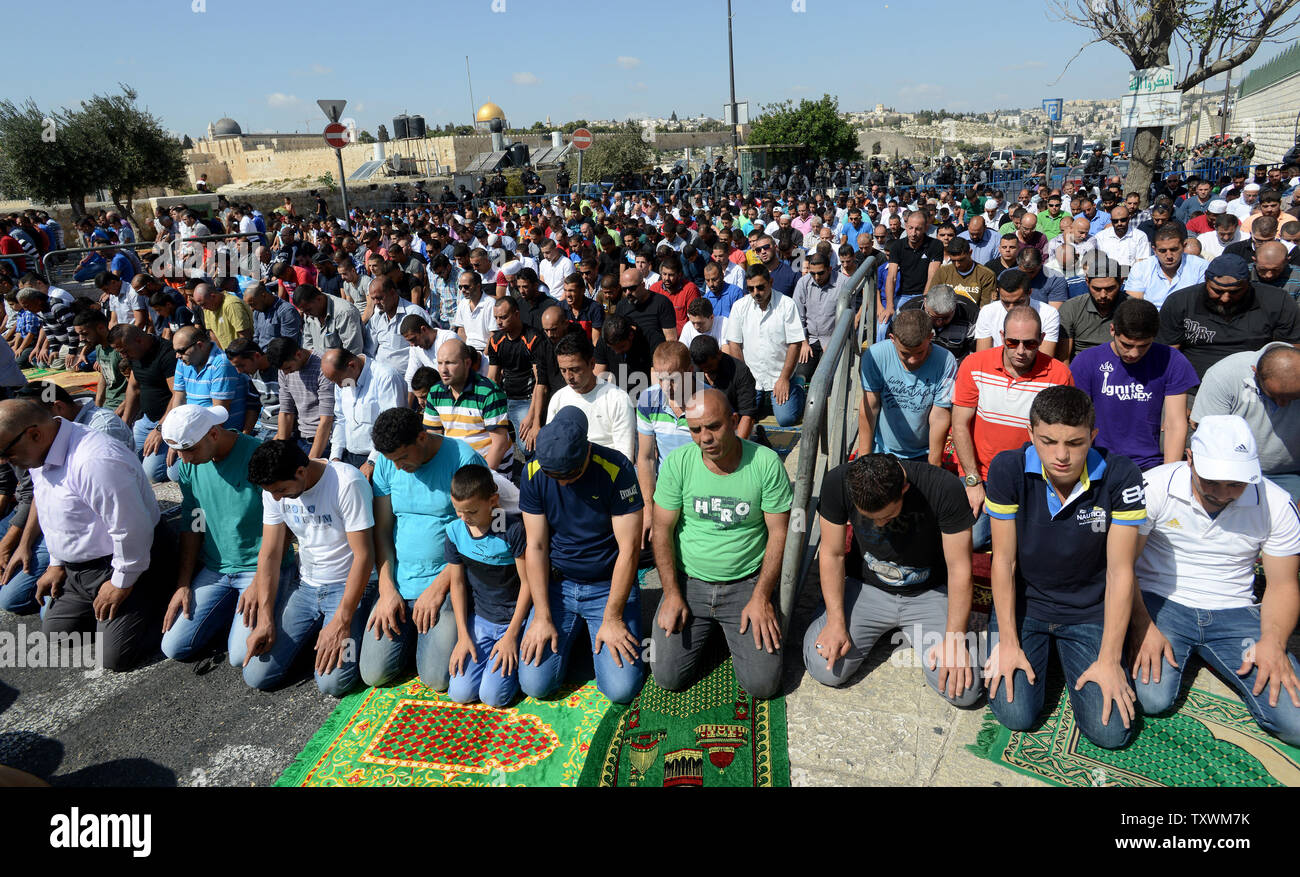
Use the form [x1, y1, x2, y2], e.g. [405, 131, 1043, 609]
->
[803, 578, 983, 707]
[651, 572, 784, 699]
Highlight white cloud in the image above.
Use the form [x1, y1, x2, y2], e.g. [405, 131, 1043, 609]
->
[616, 56, 641, 69]
[266, 92, 300, 108]
[310, 63, 332, 75]
[512, 72, 540, 86]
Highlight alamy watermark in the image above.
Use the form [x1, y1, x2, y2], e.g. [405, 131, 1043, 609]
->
[0, 624, 103, 670]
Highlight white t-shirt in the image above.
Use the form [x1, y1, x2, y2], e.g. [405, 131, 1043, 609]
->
[452, 295, 498, 352]
[973, 299, 1061, 346]
[679, 317, 728, 348]
[404, 329, 462, 388]
[1137, 462, 1300, 609]
[547, 379, 636, 462]
[262, 461, 375, 587]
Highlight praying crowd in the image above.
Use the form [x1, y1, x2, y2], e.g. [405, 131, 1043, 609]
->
[0, 155, 1297, 754]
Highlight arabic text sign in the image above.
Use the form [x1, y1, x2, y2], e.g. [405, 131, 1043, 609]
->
[1128, 66, 1176, 94]
[1120, 92, 1183, 127]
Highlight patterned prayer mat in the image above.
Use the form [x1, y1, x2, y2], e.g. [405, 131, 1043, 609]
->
[968, 683, 1300, 787]
[275, 677, 611, 787]
[22, 367, 98, 394]
[578, 657, 790, 787]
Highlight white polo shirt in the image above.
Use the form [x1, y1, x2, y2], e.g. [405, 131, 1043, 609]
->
[724, 290, 806, 391]
[1137, 462, 1300, 609]
[973, 299, 1061, 345]
[452, 294, 497, 352]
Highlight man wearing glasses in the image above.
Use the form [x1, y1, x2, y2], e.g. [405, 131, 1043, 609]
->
[451, 271, 498, 361]
[1035, 194, 1071, 242]
[952, 305, 1074, 549]
[0, 398, 171, 672]
[725, 264, 807, 427]
[748, 235, 798, 297]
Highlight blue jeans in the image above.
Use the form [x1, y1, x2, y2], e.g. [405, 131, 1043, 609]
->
[874, 294, 921, 342]
[1135, 592, 1300, 747]
[448, 613, 521, 707]
[0, 511, 50, 615]
[162, 566, 293, 664]
[133, 411, 181, 484]
[755, 376, 807, 428]
[358, 597, 458, 692]
[972, 510, 991, 552]
[518, 577, 646, 704]
[243, 577, 376, 698]
[506, 397, 533, 460]
[988, 612, 1135, 750]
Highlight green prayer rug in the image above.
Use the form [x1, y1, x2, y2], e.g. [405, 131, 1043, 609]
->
[968, 684, 1300, 787]
[276, 677, 611, 787]
[578, 657, 790, 787]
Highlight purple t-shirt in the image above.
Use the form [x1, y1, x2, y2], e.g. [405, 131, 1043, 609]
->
[1070, 342, 1199, 470]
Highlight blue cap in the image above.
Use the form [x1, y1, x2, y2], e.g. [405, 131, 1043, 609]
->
[1206, 253, 1251, 283]
[535, 407, 590, 476]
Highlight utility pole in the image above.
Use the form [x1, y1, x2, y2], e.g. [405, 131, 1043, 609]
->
[466, 56, 476, 128]
[727, 0, 739, 153]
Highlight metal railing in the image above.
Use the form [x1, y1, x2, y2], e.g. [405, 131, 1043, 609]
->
[777, 253, 876, 632]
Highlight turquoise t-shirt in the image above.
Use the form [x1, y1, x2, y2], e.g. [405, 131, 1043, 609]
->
[372, 436, 485, 599]
[653, 440, 792, 582]
[859, 342, 957, 460]
[178, 432, 264, 574]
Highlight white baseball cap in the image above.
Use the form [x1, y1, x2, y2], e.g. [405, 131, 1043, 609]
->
[1190, 415, 1261, 484]
[161, 405, 229, 450]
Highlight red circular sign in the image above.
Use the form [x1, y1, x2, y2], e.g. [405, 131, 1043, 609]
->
[572, 128, 593, 150]
[324, 122, 349, 149]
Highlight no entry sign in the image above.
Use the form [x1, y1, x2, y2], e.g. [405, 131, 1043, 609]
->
[572, 128, 593, 150]
[324, 122, 349, 149]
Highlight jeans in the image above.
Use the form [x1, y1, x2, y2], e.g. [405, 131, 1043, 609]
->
[803, 579, 983, 707]
[0, 511, 50, 615]
[1134, 592, 1300, 747]
[988, 612, 1135, 749]
[242, 577, 376, 698]
[518, 577, 646, 704]
[161, 566, 294, 664]
[874, 294, 921, 342]
[652, 573, 784, 699]
[358, 597, 458, 692]
[1266, 472, 1300, 505]
[755, 376, 807, 428]
[133, 411, 180, 484]
[972, 510, 991, 552]
[448, 613, 521, 707]
[506, 397, 533, 460]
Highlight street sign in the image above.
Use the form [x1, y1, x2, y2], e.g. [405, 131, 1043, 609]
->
[572, 128, 594, 150]
[1042, 98, 1063, 122]
[1127, 67, 1176, 95]
[317, 99, 347, 123]
[722, 102, 749, 125]
[324, 122, 349, 149]
[1120, 92, 1183, 127]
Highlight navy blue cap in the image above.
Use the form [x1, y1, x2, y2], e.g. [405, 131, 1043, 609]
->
[1206, 253, 1251, 282]
[535, 407, 590, 476]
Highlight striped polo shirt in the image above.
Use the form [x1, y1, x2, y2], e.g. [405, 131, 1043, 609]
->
[636, 383, 692, 467]
[424, 371, 512, 470]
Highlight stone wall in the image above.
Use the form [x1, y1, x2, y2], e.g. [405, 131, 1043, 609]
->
[1232, 71, 1300, 164]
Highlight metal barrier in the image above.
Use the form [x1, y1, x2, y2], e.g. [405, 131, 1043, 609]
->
[777, 253, 876, 632]
[40, 232, 262, 296]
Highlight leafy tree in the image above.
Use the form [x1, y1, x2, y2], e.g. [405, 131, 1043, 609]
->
[181, 134, 194, 149]
[357, 130, 377, 144]
[580, 131, 652, 182]
[0, 99, 104, 220]
[746, 94, 859, 161]
[77, 86, 185, 224]
[1055, 0, 1300, 202]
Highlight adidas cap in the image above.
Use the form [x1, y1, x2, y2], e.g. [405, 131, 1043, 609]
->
[1190, 414, 1261, 484]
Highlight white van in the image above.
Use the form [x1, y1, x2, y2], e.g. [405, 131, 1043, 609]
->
[989, 149, 1015, 170]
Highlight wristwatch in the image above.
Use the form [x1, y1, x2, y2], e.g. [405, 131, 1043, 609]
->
[963, 474, 981, 488]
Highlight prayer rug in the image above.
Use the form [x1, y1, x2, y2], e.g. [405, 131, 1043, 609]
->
[22, 367, 98, 394]
[275, 677, 611, 787]
[578, 657, 790, 787]
[968, 682, 1300, 787]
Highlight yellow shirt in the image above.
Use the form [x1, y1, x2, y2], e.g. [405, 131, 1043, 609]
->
[209, 293, 253, 350]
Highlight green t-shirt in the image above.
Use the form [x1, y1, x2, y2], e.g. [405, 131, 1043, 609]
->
[653, 440, 793, 582]
[178, 432, 265, 574]
[96, 343, 128, 411]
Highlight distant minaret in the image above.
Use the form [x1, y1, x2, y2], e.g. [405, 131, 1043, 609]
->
[207, 122, 215, 140]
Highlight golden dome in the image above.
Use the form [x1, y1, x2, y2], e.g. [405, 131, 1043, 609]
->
[475, 102, 505, 123]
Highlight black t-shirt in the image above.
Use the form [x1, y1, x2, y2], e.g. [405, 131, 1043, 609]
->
[615, 292, 677, 350]
[820, 458, 974, 594]
[899, 296, 976, 360]
[984, 256, 1014, 277]
[130, 338, 178, 421]
[594, 326, 653, 393]
[1156, 282, 1300, 377]
[888, 237, 944, 295]
[516, 292, 561, 333]
[702, 354, 758, 419]
[486, 326, 557, 400]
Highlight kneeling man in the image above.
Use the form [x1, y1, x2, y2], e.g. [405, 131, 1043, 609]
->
[651, 389, 792, 699]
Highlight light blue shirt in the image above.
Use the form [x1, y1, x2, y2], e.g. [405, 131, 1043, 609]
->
[859, 342, 958, 459]
[958, 228, 999, 264]
[1125, 253, 1209, 309]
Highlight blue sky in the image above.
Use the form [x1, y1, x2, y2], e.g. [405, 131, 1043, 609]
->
[13, 0, 1244, 138]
